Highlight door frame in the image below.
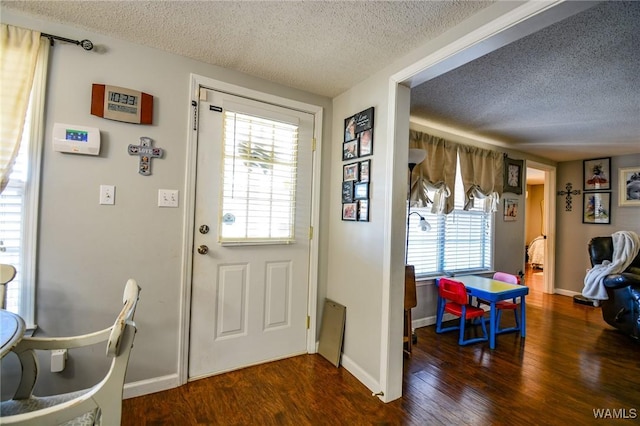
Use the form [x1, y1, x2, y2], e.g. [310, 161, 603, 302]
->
[177, 74, 324, 383]
[525, 160, 557, 294]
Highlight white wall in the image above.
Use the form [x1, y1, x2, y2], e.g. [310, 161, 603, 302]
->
[329, 79, 393, 392]
[1, 9, 332, 399]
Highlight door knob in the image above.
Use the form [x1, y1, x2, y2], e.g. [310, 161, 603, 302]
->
[197, 245, 209, 255]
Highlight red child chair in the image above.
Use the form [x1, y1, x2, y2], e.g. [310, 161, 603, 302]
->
[436, 278, 488, 345]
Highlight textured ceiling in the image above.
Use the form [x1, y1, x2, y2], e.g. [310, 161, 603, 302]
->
[411, 1, 640, 162]
[1, 0, 493, 98]
[2, 1, 639, 163]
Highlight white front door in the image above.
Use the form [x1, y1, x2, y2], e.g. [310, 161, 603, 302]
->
[189, 88, 314, 378]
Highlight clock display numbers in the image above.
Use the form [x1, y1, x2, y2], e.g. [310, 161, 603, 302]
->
[109, 91, 138, 106]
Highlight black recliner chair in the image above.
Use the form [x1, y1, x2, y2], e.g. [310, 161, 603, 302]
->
[588, 236, 640, 339]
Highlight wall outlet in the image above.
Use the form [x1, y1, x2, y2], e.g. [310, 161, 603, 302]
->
[158, 189, 179, 207]
[99, 185, 115, 205]
[51, 349, 67, 372]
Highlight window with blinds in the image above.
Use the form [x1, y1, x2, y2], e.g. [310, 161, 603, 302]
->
[0, 109, 31, 313]
[406, 163, 493, 277]
[219, 111, 299, 244]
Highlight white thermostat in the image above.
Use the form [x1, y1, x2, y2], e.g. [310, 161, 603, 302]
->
[52, 123, 100, 155]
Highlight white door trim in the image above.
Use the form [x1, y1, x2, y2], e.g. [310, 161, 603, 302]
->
[527, 161, 557, 294]
[177, 74, 323, 384]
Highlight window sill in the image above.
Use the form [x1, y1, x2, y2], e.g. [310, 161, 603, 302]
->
[415, 270, 495, 287]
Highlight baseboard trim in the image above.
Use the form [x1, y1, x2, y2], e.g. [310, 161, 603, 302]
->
[340, 353, 380, 396]
[554, 288, 581, 297]
[123, 373, 181, 399]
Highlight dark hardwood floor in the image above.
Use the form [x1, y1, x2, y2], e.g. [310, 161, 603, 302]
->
[123, 269, 639, 425]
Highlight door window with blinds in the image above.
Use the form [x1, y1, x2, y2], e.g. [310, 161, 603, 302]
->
[219, 108, 299, 244]
[407, 163, 493, 277]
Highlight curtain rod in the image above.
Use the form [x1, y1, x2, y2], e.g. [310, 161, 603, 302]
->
[41, 32, 93, 51]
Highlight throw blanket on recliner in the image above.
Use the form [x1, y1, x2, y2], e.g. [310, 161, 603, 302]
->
[583, 231, 640, 300]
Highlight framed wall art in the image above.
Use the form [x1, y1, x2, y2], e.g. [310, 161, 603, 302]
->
[618, 166, 640, 206]
[342, 107, 374, 222]
[503, 157, 523, 194]
[359, 129, 373, 157]
[583, 157, 611, 191]
[342, 203, 357, 221]
[583, 192, 611, 224]
[344, 116, 357, 142]
[354, 182, 369, 200]
[343, 162, 359, 181]
[503, 199, 518, 221]
[344, 107, 374, 152]
[343, 139, 358, 161]
[342, 181, 354, 203]
[358, 200, 369, 222]
[359, 160, 370, 182]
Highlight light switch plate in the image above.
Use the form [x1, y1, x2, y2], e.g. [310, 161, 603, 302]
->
[158, 189, 179, 207]
[99, 185, 115, 205]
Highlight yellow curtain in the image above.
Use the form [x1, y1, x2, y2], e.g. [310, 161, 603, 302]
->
[0, 24, 41, 193]
[457, 144, 504, 212]
[409, 130, 457, 214]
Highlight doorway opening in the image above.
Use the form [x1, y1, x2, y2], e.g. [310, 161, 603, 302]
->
[524, 161, 556, 303]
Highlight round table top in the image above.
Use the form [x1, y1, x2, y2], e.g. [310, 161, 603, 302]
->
[1, 309, 26, 358]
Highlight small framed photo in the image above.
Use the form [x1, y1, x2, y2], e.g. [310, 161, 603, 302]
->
[342, 181, 354, 203]
[619, 166, 640, 206]
[583, 157, 611, 191]
[343, 162, 359, 181]
[358, 129, 373, 157]
[354, 182, 369, 200]
[354, 107, 374, 133]
[359, 159, 370, 182]
[343, 139, 358, 161]
[583, 192, 611, 224]
[342, 203, 357, 221]
[503, 157, 523, 194]
[344, 116, 357, 142]
[358, 200, 369, 222]
[503, 199, 518, 221]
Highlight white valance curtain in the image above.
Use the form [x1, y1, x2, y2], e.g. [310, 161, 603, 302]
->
[458, 144, 503, 212]
[0, 24, 42, 193]
[409, 130, 504, 213]
[409, 130, 457, 214]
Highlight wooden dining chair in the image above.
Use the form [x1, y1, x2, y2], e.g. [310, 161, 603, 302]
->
[1, 264, 17, 309]
[0, 279, 140, 426]
[436, 278, 488, 345]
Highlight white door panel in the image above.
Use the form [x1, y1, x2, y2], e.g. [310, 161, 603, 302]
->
[189, 88, 313, 378]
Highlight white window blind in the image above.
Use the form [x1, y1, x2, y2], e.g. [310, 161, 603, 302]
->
[0, 104, 34, 317]
[407, 162, 493, 277]
[219, 111, 299, 244]
[0, 125, 28, 311]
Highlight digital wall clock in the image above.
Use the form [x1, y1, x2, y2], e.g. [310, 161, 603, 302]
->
[91, 84, 153, 124]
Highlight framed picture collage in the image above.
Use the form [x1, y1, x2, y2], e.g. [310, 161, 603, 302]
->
[342, 107, 373, 221]
[582, 157, 611, 224]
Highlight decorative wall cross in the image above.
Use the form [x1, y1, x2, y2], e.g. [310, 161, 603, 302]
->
[128, 137, 164, 176]
[557, 182, 581, 211]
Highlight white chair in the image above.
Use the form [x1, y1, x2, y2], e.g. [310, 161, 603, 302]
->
[1, 263, 17, 309]
[0, 279, 140, 426]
